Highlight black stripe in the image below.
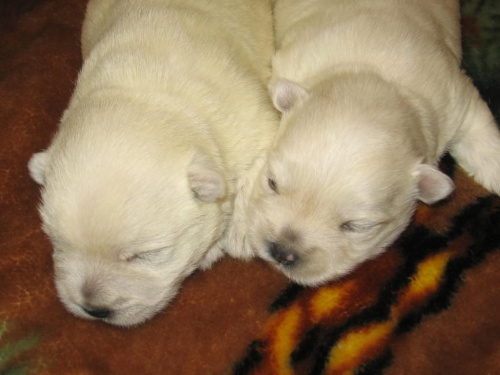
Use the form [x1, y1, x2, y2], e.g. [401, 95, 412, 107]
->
[269, 283, 305, 313]
[232, 340, 266, 375]
[355, 350, 393, 375]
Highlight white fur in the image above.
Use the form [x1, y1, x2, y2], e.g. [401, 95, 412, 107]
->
[29, 0, 278, 326]
[227, 0, 500, 285]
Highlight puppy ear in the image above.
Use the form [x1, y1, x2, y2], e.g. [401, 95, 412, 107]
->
[28, 151, 49, 185]
[187, 152, 226, 202]
[270, 79, 309, 113]
[415, 164, 455, 204]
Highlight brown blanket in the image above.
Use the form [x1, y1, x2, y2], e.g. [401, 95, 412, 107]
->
[1, 0, 499, 374]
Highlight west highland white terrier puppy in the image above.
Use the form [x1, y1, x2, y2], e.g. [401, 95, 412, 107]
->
[226, 0, 500, 285]
[29, 0, 278, 326]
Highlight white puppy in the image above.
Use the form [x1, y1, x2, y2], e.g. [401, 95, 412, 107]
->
[28, 0, 278, 326]
[227, 0, 500, 285]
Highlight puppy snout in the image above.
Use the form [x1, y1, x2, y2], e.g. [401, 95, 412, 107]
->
[269, 242, 299, 266]
[83, 306, 112, 319]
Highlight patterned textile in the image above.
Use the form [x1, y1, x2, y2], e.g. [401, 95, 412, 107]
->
[234, 158, 500, 374]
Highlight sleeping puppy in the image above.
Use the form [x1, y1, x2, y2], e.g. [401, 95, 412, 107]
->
[227, 0, 500, 286]
[28, 0, 277, 326]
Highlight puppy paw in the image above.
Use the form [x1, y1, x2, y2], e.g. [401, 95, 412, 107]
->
[221, 157, 266, 260]
[199, 244, 225, 270]
[222, 224, 255, 261]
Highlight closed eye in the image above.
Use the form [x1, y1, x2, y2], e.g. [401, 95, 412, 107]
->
[125, 248, 164, 263]
[268, 177, 278, 193]
[126, 253, 145, 262]
[340, 221, 380, 233]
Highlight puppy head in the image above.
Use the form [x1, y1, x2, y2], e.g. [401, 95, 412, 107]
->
[246, 76, 453, 285]
[29, 104, 228, 326]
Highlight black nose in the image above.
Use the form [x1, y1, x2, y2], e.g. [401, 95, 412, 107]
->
[269, 242, 299, 266]
[83, 306, 112, 319]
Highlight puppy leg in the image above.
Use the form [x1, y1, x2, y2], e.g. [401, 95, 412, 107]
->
[222, 157, 266, 260]
[450, 81, 500, 195]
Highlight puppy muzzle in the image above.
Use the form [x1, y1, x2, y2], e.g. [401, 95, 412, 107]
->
[268, 242, 300, 266]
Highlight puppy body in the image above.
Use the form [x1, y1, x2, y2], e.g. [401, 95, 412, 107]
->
[29, 0, 277, 326]
[231, 0, 500, 285]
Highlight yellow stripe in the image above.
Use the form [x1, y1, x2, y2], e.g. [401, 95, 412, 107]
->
[325, 321, 394, 374]
[270, 304, 303, 375]
[310, 281, 356, 323]
[394, 250, 453, 317]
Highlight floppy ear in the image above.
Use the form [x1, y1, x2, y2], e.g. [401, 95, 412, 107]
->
[187, 152, 226, 202]
[270, 79, 309, 113]
[415, 164, 455, 204]
[28, 151, 49, 185]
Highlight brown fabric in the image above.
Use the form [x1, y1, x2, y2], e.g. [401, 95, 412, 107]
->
[1, 1, 499, 374]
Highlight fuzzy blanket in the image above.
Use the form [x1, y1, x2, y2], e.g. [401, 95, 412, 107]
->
[1, 0, 499, 374]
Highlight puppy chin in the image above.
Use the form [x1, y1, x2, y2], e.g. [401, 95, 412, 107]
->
[262, 248, 376, 286]
[258, 250, 359, 287]
[52, 253, 181, 327]
[55, 279, 175, 327]
[97, 301, 170, 328]
[60, 302, 167, 328]
[249, 222, 399, 286]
